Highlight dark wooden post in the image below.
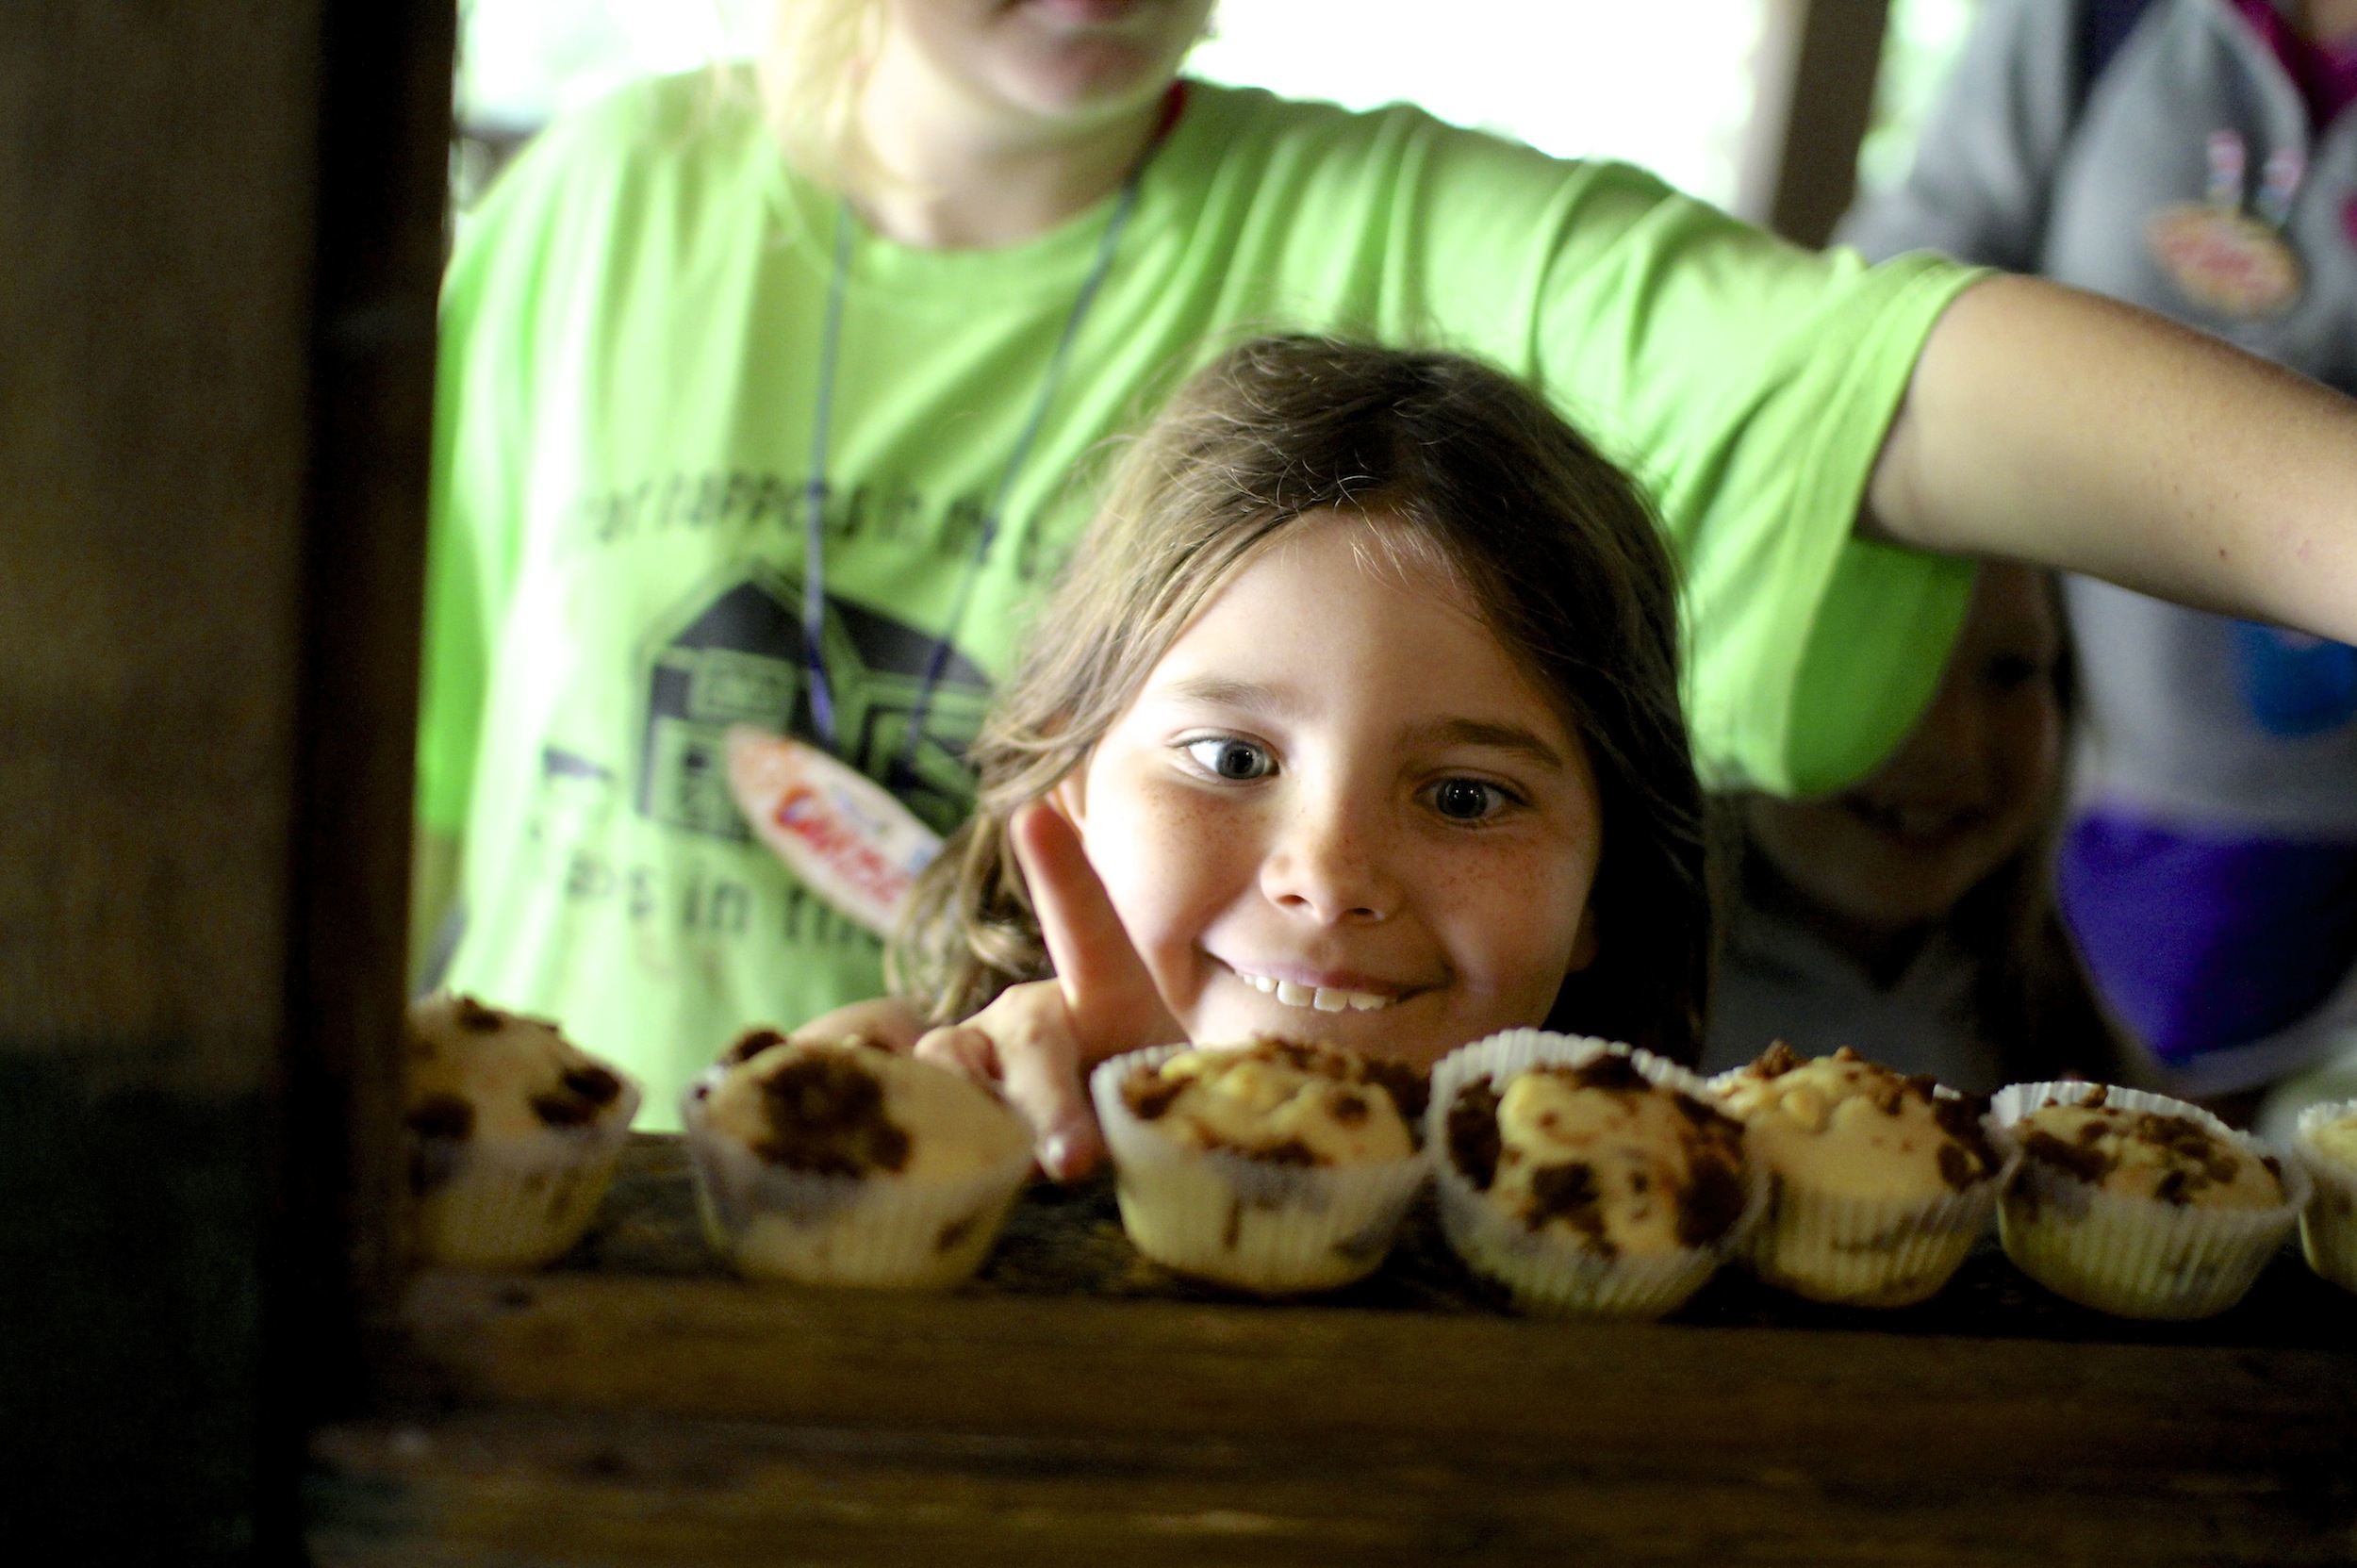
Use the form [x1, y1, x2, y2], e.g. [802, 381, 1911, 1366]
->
[0, 2, 452, 1555]
[278, 0, 457, 1398]
[1739, 0, 1894, 247]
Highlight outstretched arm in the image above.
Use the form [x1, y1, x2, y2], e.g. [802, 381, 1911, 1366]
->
[1867, 274, 2357, 641]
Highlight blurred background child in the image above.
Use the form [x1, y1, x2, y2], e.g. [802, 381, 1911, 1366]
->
[1842, 0, 2357, 1102]
[1701, 564, 2120, 1093]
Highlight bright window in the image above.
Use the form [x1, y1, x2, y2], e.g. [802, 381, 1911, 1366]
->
[1187, 1, 1765, 206]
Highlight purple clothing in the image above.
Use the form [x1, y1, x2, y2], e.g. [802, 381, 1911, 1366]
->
[2058, 809, 2357, 1063]
[2231, 0, 2357, 129]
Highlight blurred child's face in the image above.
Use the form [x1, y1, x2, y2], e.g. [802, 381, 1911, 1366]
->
[1061, 510, 1605, 1067]
[1744, 565, 2062, 934]
[878, 0, 1214, 128]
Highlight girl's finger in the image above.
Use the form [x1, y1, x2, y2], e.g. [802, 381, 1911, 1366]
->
[1010, 798, 1179, 1058]
[915, 1007, 1101, 1180]
[791, 997, 927, 1053]
[994, 1023, 1103, 1180]
[912, 1024, 998, 1081]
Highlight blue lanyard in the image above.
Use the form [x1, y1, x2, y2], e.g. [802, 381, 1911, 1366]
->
[799, 164, 1147, 767]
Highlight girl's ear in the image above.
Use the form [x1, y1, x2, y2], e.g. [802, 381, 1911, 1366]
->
[1564, 901, 1600, 972]
[1047, 770, 1089, 833]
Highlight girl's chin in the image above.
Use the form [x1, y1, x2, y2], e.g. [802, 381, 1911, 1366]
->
[1008, 46, 1174, 111]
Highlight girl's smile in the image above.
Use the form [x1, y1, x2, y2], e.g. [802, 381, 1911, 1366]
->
[1060, 509, 1605, 1067]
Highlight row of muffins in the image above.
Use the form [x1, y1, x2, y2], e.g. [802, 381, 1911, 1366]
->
[1431, 1032, 2309, 1320]
[400, 993, 2349, 1321]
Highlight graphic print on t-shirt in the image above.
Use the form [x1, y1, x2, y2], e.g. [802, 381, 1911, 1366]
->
[635, 565, 991, 844]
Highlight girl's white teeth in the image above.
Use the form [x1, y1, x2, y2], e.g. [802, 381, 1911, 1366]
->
[1243, 972, 1391, 1012]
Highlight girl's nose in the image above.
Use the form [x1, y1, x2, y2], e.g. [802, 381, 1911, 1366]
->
[1259, 795, 1398, 924]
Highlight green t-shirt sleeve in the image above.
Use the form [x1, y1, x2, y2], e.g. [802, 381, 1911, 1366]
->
[415, 265, 494, 837]
[419, 82, 733, 836]
[1521, 174, 1985, 798]
[415, 274, 490, 834]
[414, 122, 571, 836]
[1530, 218, 1985, 797]
[1293, 111, 1985, 796]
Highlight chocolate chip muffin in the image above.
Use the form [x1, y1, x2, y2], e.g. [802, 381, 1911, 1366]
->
[1713, 1043, 2003, 1307]
[1091, 1039, 1428, 1294]
[683, 1032, 1031, 1288]
[2295, 1099, 2357, 1294]
[1993, 1081, 2306, 1319]
[2011, 1091, 2283, 1210]
[404, 993, 640, 1269]
[1430, 1031, 1755, 1317]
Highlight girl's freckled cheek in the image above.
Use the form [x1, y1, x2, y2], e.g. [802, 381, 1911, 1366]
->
[1109, 776, 1244, 947]
[1131, 781, 1227, 866]
[1150, 783, 1222, 833]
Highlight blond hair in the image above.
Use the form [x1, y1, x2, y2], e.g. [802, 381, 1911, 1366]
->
[757, 0, 884, 191]
[890, 336, 1711, 1064]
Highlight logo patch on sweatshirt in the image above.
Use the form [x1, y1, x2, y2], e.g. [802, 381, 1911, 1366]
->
[2147, 204, 2301, 318]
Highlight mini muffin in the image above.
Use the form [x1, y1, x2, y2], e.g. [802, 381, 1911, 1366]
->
[404, 993, 640, 1269]
[2294, 1100, 2357, 1294]
[1090, 1038, 1428, 1294]
[1713, 1043, 2004, 1307]
[682, 1030, 1032, 1288]
[1430, 1031, 1753, 1318]
[1993, 1081, 2307, 1319]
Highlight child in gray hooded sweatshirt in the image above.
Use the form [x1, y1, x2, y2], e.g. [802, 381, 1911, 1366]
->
[1844, 0, 2357, 1098]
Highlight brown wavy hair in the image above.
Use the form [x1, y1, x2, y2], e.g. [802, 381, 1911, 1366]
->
[888, 336, 1710, 1064]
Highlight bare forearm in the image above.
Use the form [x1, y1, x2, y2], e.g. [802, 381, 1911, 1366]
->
[1868, 274, 2357, 639]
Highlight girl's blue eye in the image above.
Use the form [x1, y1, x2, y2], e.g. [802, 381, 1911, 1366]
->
[1182, 737, 1274, 781]
[1431, 778, 1508, 821]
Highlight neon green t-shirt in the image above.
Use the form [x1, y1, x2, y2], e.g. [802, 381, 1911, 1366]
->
[421, 72, 1979, 1126]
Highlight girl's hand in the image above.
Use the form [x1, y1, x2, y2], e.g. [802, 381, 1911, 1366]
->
[914, 979, 1098, 1178]
[915, 799, 1181, 1179]
[784, 996, 927, 1053]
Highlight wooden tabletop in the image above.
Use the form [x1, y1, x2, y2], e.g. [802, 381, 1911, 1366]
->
[308, 1136, 2357, 1565]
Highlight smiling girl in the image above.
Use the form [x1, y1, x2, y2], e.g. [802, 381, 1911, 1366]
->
[846, 335, 1706, 1174]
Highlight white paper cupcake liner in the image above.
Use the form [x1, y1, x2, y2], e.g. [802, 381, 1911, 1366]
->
[1705, 1065, 2010, 1309]
[1738, 1167, 2004, 1308]
[1090, 1045, 1429, 1294]
[410, 1079, 641, 1270]
[1426, 1032, 1758, 1318]
[2293, 1099, 2357, 1295]
[1991, 1081, 2307, 1320]
[679, 1071, 1032, 1289]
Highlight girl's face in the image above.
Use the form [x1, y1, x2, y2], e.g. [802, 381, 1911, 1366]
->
[877, 0, 1214, 129]
[1061, 510, 1605, 1068]
[1744, 564, 2062, 933]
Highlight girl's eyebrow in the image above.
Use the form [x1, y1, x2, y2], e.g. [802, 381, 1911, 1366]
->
[1160, 674, 1298, 714]
[1409, 718, 1566, 770]
[1156, 680, 1563, 767]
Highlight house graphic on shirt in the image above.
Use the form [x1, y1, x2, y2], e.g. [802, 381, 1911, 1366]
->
[636, 567, 992, 842]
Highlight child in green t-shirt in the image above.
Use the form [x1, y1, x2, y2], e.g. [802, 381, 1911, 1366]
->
[807, 334, 1706, 1177]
